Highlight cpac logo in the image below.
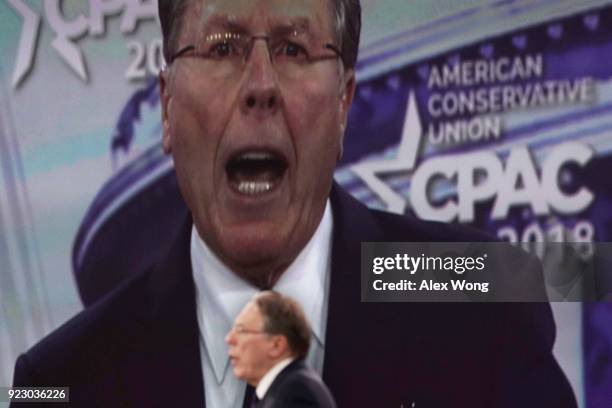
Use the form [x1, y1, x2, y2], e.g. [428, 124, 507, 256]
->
[351, 92, 594, 223]
[8, 0, 157, 88]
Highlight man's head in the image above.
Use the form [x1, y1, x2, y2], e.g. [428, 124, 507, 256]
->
[158, 0, 361, 287]
[225, 291, 311, 386]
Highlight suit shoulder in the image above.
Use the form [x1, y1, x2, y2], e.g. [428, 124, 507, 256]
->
[22, 268, 152, 376]
[369, 209, 496, 242]
[274, 364, 336, 407]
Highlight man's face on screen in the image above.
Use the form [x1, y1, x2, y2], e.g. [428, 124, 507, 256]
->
[160, 0, 354, 286]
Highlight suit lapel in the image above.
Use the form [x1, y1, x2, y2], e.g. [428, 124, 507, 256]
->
[323, 185, 384, 395]
[263, 360, 300, 398]
[139, 215, 206, 407]
[259, 360, 302, 407]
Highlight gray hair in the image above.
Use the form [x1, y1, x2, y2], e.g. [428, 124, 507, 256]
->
[253, 291, 311, 360]
[158, 0, 190, 64]
[158, 0, 361, 69]
[330, 0, 361, 69]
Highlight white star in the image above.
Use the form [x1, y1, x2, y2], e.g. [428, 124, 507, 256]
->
[350, 91, 423, 214]
[8, 0, 41, 88]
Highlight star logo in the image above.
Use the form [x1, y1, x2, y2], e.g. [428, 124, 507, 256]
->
[7, 0, 41, 88]
[350, 91, 424, 214]
[8, 0, 90, 88]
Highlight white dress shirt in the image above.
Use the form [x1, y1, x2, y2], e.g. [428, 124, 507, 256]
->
[191, 201, 333, 408]
[255, 357, 295, 400]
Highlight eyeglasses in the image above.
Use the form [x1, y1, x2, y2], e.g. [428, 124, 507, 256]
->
[168, 31, 343, 82]
[229, 325, 268, 336]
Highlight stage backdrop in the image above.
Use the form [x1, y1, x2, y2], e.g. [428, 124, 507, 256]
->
[2, 1, 612, 406]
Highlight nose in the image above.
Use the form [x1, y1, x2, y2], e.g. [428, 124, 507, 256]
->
[240, 39, 281, 116]
[225, 330, 235, 345]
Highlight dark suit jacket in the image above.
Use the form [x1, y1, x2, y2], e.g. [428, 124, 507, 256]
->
[257, 360, 336, 408]
[12, 184, 577, 407]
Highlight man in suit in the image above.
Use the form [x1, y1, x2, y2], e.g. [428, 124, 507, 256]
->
[12, 0, 577, 406]
[226, 291, 336, 407]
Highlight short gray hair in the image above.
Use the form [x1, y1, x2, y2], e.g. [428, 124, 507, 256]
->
[253, 291, 311, 360]
[158, 0, 361, 69]
[330, 0, 361, 69]
[158, 0, 190, 64]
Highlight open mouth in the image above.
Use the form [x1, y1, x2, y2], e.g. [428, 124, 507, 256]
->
[226, 150, 288, 196]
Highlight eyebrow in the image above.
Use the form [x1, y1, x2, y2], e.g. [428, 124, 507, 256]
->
[200, 14, 314, 38]
[273, 17, 311, 33]
[270, 18, 312, 39]
[200, 14, 248, 35]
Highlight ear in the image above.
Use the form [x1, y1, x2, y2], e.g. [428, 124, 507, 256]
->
[337, 69, 356, 160]
[268, 335, 290, 359]
[339, 69, 356, 129]
[159, 70, 173, 154]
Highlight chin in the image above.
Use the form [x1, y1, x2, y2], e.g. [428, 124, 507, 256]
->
[223, 242, 292, 288]
[221, 224, 295, 266]
[233, 369, 247, 382]
[195, 212, 309, 285]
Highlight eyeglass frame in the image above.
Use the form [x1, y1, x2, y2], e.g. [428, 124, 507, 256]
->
[229, 324, 271, 337]
[167, 33, 343, 69]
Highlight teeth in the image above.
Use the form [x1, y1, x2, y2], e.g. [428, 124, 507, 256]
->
[237, 152, 275, 161]
[237, 181, 273, 195]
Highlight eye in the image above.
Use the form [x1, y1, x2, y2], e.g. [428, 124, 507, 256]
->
[284, 42, 302, 57]
[210, 40, 235, 58]
[277, 41, 308, 60]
